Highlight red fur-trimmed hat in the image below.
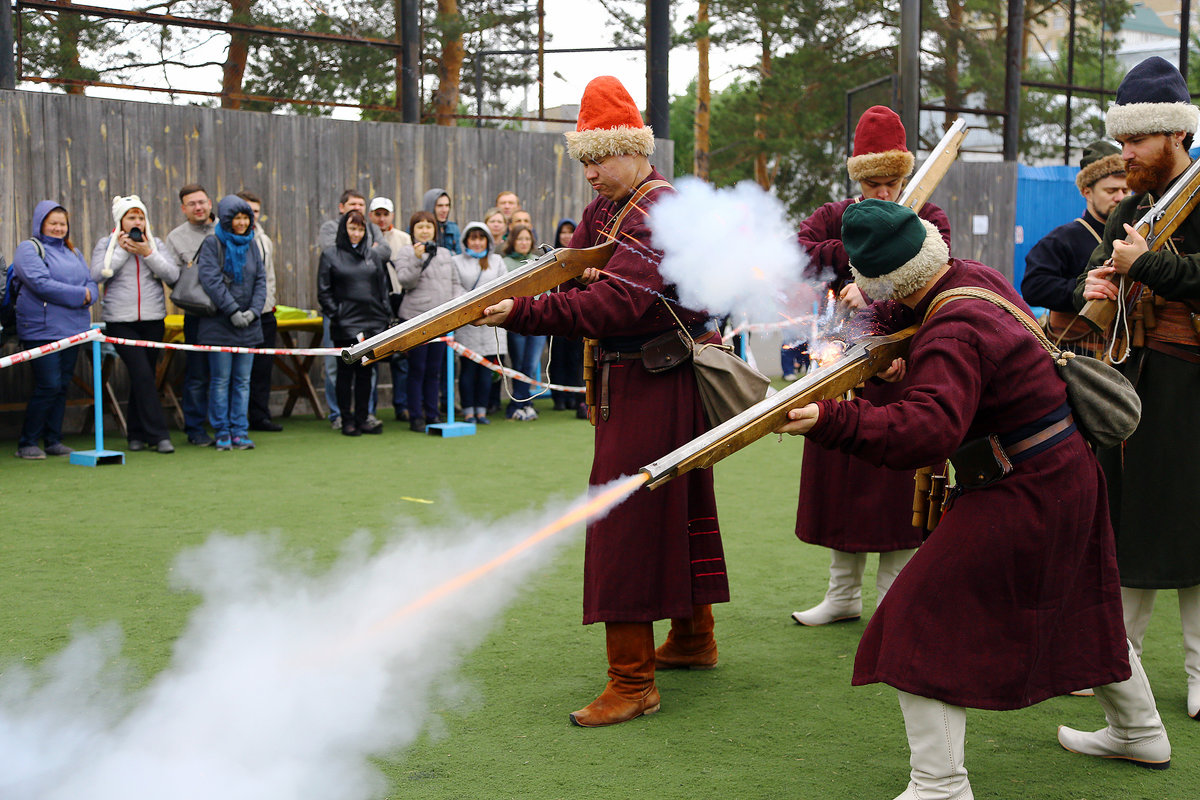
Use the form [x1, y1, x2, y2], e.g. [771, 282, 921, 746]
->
[847, 106, 915, 182]
[564, 76, 655, 162]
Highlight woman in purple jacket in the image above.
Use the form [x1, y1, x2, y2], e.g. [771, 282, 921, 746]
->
[12, 201, 98, 459]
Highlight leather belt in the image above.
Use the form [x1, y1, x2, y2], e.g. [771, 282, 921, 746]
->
[1144, 337, 1200, 365]
[1006, 412, 1076, 462]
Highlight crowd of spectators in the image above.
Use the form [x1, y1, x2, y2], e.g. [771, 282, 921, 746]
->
[2, 185, 587, 458]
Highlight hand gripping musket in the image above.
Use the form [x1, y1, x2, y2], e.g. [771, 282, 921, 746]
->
[1077, 156, 1200, 355]
[898, 118, 968, 210]
[341, 242, 615, 364]
[639, 325, 918, 489]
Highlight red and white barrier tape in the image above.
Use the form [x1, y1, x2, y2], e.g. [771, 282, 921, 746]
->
[0, 328, 103, 369]
[444, 339, 584, 394]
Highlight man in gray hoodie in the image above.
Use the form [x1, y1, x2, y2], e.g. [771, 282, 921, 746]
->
[162, 183, 216, 446]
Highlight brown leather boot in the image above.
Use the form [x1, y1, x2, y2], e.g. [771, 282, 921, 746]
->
[655, 604, 718, 670]
[569, 622, 660, 727]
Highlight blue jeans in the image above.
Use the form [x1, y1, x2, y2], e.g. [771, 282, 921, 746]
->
[458, 358, 493, 415]
[18, 340, 80, 448]
[390, 353, 408, 410]
[507, 332, 547, 411]
[781, 341, 810, 376]
[208, 351, 253, 439]
[182, 315, 210, 439]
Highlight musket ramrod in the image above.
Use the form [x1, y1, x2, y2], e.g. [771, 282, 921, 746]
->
[639, 325, 918, 489]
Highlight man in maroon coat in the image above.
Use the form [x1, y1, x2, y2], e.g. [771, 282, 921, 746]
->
[791, 105, 951, 627]
[480, 76, 728, 727]
[780, 200, 1170, 798]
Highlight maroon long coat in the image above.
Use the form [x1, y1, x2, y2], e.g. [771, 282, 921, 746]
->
[794, 199, 952, 551]
[804, 259, 1129, 709]
[505, 169, 729, 624]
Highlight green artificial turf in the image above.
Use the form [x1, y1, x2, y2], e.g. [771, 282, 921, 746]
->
[1, 396, 1196, 799]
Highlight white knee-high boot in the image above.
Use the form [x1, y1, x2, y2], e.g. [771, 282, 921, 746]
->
[1121, 587, 1158, 657]
[1177, 586, 1200, 719]
[876, 548, 917, 604]
[893, 691, 972, 800]
[792, 549, 866, 626]
[1057, 641, 1171, 769]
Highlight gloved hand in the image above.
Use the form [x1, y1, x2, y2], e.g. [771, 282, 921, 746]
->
[230, 309, 255, 328]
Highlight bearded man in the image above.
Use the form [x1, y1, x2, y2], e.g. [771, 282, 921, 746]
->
[1075, 55, 1200, 721]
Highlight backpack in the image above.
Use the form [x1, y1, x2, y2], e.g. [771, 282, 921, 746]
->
[0, 239, 44, 340]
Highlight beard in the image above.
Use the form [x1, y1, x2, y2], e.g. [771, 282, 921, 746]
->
[1125, 138, 1175, 194]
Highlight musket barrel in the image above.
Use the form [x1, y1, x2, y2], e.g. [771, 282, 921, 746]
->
[341, 241, 615, 364]
[639, 325, 918, 489]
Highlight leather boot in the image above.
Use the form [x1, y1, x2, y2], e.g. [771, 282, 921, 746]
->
[655, 604, 718, 670]
[1058, 641, 1171, 769]
[893, 690, 973, 800]
[876, 548, 917, 604]
[1177, 586, 1200, 719]
[1121, 586, 1158, 657]
[792, 550, 866, 626]
[570, 622, 660, 727]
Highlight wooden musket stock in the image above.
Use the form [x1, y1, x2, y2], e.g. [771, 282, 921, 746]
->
[341, 242, 615, 364]
[639, 325, 918, 489]
[1079, 156, 1200, 336]
[899, 119, 967, 211]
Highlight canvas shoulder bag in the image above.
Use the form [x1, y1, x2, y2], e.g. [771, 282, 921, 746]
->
[924, 286, 1141, 450]
[169, 238, 225, 316]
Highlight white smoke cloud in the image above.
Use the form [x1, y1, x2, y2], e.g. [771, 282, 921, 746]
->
[648, 178, 821, 324]
[0, 483, 631, 800]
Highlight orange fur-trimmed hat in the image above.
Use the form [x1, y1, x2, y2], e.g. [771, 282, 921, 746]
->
[565, 76, 656, 162]
[847, 106, 915, 182]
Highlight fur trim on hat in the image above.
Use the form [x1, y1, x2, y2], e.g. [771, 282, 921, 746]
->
[1107, 101, 1200, 140]
[847, 149, 915, 182]
[565, 125, 656, 162]
[1076, 153, 1126, 191]
[851, 219, 948, 300]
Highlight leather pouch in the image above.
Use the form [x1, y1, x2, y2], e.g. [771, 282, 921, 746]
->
[641, 329, 692, 373]
[949, 435, 1013, 489]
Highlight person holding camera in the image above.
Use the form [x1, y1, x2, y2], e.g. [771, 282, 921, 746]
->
[90, 195, 180, 453]
[393, 210, 462, 432]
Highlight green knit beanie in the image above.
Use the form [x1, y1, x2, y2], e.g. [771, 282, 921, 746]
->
[841, 199, 926, 278]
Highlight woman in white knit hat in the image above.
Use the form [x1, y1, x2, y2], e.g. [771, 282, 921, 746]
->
[89, 195, 180, 453]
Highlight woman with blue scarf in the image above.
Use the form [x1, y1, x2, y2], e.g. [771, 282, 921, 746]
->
[196, 195, 266, 451]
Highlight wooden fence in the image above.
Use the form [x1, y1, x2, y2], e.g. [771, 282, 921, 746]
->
[0, 89, 672, 415]
[928, 160, 1018, 281]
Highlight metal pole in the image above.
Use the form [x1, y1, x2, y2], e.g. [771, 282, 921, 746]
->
[646, 0, 670, 138]
[899, 0, 920, 153]
[1065, 0, 1076, 164]
[1181, 0, 1191, 85]
[475, 54, 484, 128]
[537, 0, 545, 119]
[0, 0, 15, 90]
[400, 0, 420, 123]
[1003, 0, 1024, 161]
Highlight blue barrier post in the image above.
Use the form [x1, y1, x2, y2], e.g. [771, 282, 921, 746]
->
[70, 327, 125, 466]
[426, 335, 475, 438]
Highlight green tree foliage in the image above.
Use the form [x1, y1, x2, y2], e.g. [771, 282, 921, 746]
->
[17, 2, 150, 93]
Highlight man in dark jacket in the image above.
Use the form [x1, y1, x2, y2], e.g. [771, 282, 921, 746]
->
[782, 199, 1171, 798]
[1075, 55, 1200, 721]
[1021, 141, 1127, 354]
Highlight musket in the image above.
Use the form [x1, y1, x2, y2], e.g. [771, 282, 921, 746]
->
[341, 242, 615, 364]
[1078, 156, 1200, 341]
[639, 325, 918, 489]
[899, 118, 968, 211]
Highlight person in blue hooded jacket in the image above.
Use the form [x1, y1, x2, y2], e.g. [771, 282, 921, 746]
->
[12, 201, 98, 460]
[195, 195, 266, 451]
[422, 187, 461, 255]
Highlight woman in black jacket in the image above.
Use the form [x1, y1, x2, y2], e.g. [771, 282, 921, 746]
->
[318, 210, 390, 436]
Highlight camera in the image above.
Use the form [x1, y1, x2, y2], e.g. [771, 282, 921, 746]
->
[424, 242, 438, 255]
[128, 228, 144, 242]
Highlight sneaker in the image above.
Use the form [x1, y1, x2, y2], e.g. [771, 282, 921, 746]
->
[44, 443, 74, 456]
[231, 435, 255, 450]
[476, 416, 490, 425]
[15, 445, 45, 460]
[215, 435, 233, 451]
[189, 433, 215, 447]
[782, 373, 798, 382]
[342, 423, 361, 437]
[365, 414, 381, 429]
[394, 407, 410, 422]
[330, 415, 342, 431]
[525, 407, 539, 421]
[362, 420, 383, 434]
[156, 439, 175, 454]
[128, 439, 148, 452]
